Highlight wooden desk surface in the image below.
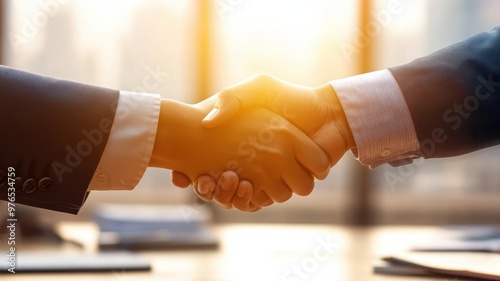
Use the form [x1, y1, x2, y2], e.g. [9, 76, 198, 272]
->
[1, 224, 474, 281]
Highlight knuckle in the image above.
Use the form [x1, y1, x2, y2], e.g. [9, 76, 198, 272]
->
[218, 88, 233, 99]
[253, 73, 273, 82]
[252, 73, 279, 89]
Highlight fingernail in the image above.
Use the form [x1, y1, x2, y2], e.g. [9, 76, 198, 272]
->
[198, 181, 214, 195]
[220, 174, 231, 191]
[236, 186, 248, 198]
[203, 108, 219, 121]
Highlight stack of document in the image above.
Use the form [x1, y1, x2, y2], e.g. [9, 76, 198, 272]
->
[376, 252, 500, 280]
[374, 226, 500, 280]
[93, 204, 219, 250]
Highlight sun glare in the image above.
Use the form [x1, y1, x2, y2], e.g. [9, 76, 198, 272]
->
[215, 0, 356, 85]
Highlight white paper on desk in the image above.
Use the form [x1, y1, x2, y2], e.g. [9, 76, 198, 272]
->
[383, 252, 500, 281]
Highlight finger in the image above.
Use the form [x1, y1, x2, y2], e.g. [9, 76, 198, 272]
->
[194, 175, 216, 202]
[250, 189, 275, 207]
[259, 179, 293, 203]
[290, 127, 331, 180]
[202, 94, 241, 128]
[281, 161, 315, 196]
[231, 180, 259, 212]
[202, 74, 282, 127]
[213, 171, 239, 209]
[315, 169, 330, 181]
[171, 171, 192, 188]
[246, 205, 262, 212]
[221, 74, 282, 107]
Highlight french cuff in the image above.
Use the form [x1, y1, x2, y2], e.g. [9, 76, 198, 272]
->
[330, 69, 421, 169]
[88, 91, 161, 190]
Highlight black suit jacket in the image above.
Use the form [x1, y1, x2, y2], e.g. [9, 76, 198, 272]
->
[390, 26, 500, 158]
[0, 66, 119, 214]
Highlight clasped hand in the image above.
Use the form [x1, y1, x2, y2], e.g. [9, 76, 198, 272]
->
[149, 94, 331, 211]
[168, 74, 355, 211]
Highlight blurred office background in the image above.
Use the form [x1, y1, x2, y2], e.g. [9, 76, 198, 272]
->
[1, 0, 500, 225]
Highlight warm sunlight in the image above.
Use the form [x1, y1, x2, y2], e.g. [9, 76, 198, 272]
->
[3, 1, 500, 280]
[212, 0, 357, 87]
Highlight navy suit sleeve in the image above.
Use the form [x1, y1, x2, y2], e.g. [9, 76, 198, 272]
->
[0, 66, 119, 214]
[389, 26, 500, 158]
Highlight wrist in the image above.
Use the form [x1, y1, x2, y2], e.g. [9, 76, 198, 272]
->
[149, 99, 172, 168]
[149, 99, 198, 169]
[316, 83, 356, 150]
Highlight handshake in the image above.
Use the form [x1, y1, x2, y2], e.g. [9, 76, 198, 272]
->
[149, 74, 356, 212]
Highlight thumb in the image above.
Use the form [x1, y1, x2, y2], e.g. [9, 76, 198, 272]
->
[202, 94, 241, 128]
[171, 171, 192, 188]
[202, 74, 282, 128]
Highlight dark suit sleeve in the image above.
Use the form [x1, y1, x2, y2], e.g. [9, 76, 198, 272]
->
[389, 26, 500, 158]
[0, 66, 119, 214]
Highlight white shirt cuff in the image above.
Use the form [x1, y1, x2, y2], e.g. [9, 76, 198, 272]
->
[88, 91, 161, 190]
[330, 69, 421, 168]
